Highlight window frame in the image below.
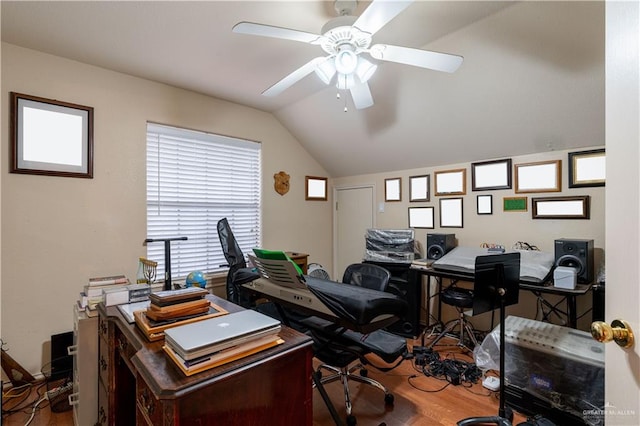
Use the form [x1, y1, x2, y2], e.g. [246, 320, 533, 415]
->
[146, 123, 262, 281]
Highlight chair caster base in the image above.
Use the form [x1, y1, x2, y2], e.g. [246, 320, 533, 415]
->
[384, 393, 394, 405]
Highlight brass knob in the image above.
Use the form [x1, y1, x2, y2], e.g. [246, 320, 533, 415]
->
[591, 319, 634, 348]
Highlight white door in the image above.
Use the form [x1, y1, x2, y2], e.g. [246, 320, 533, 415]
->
[603, 1, 640, 425]
[333, 185, 375, 280]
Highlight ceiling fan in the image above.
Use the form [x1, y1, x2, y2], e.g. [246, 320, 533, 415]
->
[232, 0, 463, 110]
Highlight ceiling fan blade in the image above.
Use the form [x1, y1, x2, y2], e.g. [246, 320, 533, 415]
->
[353, 0, 413, 36]
[349, 81, 374, 110]
[233, 22, 321, 44]
[369, 44, 463, 73]
[262, 57, 326, 97]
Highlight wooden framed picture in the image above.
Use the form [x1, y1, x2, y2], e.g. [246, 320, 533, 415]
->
[305, 176, 327, 200]
[514, 160, 561, 193]
[568, 149, 605, 188]
[434, 169, 466, 196]
[385, 178, 402, 201]
[10, 92, 93, 178]
[471, 159, 512, 191]
[409, 175, 430, 202]
[532, 196, 590, 219]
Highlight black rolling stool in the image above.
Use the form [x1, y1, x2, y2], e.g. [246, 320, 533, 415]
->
[427, 286, 478, 351]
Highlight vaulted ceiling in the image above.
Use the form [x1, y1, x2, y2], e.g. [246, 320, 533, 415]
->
[1, 1, 605, 177]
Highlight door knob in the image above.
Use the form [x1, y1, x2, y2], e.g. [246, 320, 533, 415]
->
[591, 319, 634, 348]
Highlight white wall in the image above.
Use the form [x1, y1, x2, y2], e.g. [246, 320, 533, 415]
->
[332, 148, 605, 331]
[1, 43, 332, 375]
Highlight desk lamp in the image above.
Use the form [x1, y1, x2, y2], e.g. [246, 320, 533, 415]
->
[144, 237, 188, 290]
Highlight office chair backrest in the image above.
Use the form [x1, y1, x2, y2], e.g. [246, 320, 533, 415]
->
[217, 218, 247, 270]
[342, 263, 391, 292]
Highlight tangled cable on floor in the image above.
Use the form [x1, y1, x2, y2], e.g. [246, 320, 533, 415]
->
[413, 347, 483, 386]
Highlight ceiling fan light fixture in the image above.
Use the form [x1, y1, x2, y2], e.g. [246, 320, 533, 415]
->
[356, 57, 377, 83]
[315, 59, 336, 84]
[334, 48, 358, 75]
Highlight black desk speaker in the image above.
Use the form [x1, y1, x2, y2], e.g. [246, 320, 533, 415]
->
[426, 233, 456, 260]
[363, 261, 421, 338]
[554, 238, 594, 284]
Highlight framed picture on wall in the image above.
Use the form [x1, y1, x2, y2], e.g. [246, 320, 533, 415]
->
[409, 175, 430, 202]
[408, 206, 434, 228]
[439, 198, 463, 228]
[471, 159, 512, 191]
[568, 149, 605, 188]
[514, 160, 561, 193]
[434, 169, 466, 196]
[10, 92, 94, 178]
[477, 195, 493, 215]
[385, 178, 402, 201]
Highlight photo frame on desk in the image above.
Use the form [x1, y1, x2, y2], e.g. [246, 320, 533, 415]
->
[10, 92, 93, 178]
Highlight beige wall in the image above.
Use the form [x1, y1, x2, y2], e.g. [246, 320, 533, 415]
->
[1, 43, 332, 375]
[332, 148, 605, 331]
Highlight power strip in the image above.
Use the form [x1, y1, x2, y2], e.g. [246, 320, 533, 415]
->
[46, 381, 73, 400]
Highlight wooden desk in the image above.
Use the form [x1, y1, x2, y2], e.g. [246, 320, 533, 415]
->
[97, 295, 313, 425]
[411, 265, 591, 332]
[286, 252, 309, 274]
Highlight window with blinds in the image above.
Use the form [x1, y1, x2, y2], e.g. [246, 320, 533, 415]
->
[146, 123, 261, 281]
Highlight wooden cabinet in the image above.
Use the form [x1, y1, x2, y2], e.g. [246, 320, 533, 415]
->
[97, 295, 313, 425]
[286, 252, 309, 274]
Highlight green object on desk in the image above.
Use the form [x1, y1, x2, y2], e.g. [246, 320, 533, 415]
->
[252, 248, 304, 275]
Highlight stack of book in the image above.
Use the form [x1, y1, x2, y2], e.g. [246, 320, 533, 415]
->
[78, 275, 152, 317]
[163, 310, 283, 376]
[411, 258, 434, 269]
[134, 287, 228, 341]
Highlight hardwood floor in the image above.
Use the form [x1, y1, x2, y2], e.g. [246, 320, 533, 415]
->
[2, 337, 528, 426]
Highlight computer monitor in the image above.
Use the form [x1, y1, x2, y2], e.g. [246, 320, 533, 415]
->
[473, 252, 521, 316]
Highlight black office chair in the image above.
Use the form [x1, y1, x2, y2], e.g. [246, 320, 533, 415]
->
[216, 218, 260, 307]
[427, 286, 478, 352]
[302, 263, 408, 426]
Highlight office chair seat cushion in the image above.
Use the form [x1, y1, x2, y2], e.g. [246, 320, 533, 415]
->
[304, 276, 408, 327]
[232, 267, 261, 285]
[441, 287, 474, 309]
[301, 317, 407, 364]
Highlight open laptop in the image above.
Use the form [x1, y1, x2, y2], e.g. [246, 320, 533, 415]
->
[164, 309, 281, 361]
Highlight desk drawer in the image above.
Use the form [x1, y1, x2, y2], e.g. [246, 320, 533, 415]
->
[97, 381, 109, 426]
[98, 339, 110, 389]
[114, 326, 136, 372]
[98, 316, 110, 342]
[136, 377, 162, 425]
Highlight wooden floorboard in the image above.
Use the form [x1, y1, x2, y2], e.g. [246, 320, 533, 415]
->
[2, 337, 528, 426]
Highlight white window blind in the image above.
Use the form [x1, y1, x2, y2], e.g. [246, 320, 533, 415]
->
[146, 123, 261, 280]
